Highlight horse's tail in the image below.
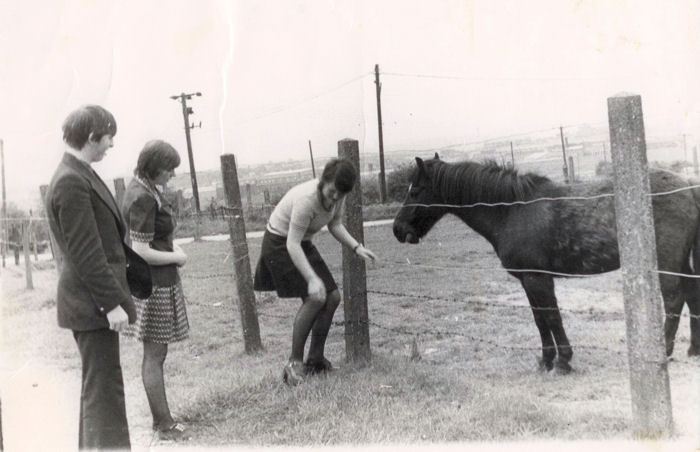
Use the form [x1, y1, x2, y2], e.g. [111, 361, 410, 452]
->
[686, 178, 700, 355]
[690, 178, 700, 274]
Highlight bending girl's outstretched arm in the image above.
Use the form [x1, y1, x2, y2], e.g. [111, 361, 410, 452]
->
[328, 222, 377, 262]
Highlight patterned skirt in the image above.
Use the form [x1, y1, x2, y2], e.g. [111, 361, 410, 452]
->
[123, 281, 189, 343]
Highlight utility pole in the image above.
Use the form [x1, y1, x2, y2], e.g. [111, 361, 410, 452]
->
[374, 64, 387, 203]
[308, 140, 316, 178]
[170, 92, 203, 213]
[559, 126, 569, 183]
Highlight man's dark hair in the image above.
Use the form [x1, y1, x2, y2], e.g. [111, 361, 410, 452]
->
[62, 105, 117, 150]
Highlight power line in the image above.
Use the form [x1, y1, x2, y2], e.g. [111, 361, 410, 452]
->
[381, 71, 657, 82]
[230, 72, 373, 125]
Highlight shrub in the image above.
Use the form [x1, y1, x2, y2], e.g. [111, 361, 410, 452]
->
[386, 162, 415, 202]
[361, 176, 380, 204]
[595, 160, 612, 176]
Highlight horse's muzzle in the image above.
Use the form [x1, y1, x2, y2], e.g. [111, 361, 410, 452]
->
[393, 221, 420, 244]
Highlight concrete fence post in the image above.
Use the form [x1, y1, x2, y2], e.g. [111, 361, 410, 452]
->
[220, 154, 263, 354]
[607, 93, 673, 438]
[338, 139, 371, 365]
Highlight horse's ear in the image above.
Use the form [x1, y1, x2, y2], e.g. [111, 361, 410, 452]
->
[434, 152, 440, 160]
[415, 157, 425, 171]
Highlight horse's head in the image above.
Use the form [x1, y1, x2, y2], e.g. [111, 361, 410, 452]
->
[393, 153, 447, 244]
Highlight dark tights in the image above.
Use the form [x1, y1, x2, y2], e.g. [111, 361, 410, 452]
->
[142, 341, 174, 430]
[290, 289, 341, 362]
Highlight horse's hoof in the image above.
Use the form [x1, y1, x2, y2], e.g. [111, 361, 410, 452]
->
[537, 357, 553, 372]
[554, 360, 573, 375]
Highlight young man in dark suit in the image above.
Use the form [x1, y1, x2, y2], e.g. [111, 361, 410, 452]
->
[45, 105, 137, 450]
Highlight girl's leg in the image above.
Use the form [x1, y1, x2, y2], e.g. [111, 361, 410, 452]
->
[142, 341, 174, 429]
[289, 296, 325, 362]
[307, 289, 341, 363]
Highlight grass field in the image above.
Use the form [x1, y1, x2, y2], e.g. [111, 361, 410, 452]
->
[1, 216, 699, 451]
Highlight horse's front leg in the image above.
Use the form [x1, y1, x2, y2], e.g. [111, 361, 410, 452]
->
[521, 273, 573, 373]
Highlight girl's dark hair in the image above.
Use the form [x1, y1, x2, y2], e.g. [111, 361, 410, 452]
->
[62, 105, 117, 150]
[135, 140, 181, 180]
[319, 158, 357, 194]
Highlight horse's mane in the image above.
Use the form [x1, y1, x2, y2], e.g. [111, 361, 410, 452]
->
[431, 159, 552, 205]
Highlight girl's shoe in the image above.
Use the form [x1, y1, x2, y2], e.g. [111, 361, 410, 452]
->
[155, 422, 190, 441]
[304, 357, 334, 375]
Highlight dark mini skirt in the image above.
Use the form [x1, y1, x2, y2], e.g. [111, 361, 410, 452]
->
[253, 230, 337, 298]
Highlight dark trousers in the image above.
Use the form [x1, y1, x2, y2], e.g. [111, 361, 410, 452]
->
[73, 329, 131, 451]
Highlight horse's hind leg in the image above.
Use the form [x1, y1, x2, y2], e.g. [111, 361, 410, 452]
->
[659, 273, 685, 357]
[682, 273, 700, 356]
[521, 273, 573, 373]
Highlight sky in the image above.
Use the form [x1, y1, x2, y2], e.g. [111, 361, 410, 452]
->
[1, 0, 700, 207]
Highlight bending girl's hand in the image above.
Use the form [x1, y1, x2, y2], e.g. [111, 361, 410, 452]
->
[355, 245, 377, 262]
[307, 277, 326, 303]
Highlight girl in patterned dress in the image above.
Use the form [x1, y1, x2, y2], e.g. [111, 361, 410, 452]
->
[121, 140, 190, 439]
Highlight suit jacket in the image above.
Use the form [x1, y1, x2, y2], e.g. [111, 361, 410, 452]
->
[45, 153, 137, 330]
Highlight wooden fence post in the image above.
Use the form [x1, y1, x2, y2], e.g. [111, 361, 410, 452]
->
[338, 139, 371, 365]
[693, 146, 698, 176]
[246, 183, 253, 211]
[40, 184, 61, 270]
[220, 154, 263, 354]
[1, 214, 4, 268]
[114, 178, 126, 208]
[608, 93, 673, 438]
[30, 215, 38, 262]
[176, 189, 184, 218]
[568, 156, 576, 183]
[22, 220, 33, 289]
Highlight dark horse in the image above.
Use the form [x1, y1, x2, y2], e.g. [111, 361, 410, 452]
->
[393, 154, 700, 373]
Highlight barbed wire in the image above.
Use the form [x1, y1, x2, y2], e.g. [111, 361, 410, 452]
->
[255, 304, 698, 367]
[401, 183, 700, 211]
[1, 217, 49, 222]
[387, 257, 700, 281]
[367, 288, 698, 320]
